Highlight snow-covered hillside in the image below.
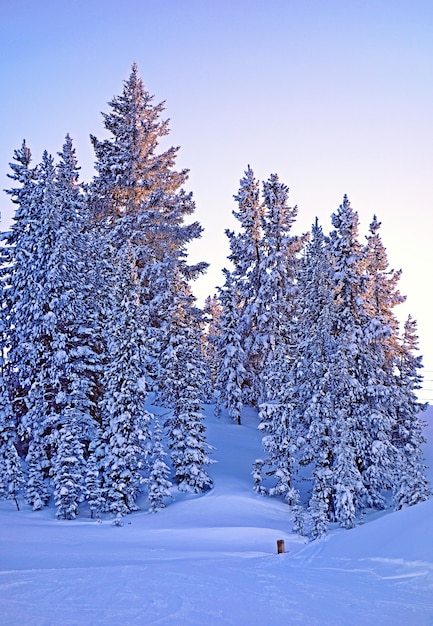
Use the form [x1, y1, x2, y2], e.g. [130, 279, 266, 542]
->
[1, 404, 432, 625]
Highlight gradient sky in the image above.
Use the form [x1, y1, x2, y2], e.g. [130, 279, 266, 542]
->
[1, 0, 432, 395]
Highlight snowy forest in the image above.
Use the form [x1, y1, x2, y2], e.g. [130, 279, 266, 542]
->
[0, 64, 429, 538]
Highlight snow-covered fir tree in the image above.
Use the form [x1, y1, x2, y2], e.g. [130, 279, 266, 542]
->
[363, 215, 405, 368]
[251, 176, 307, 519]
[225, 166, 264, 405]
[88, 63, 207, 387]
[253, 174, 307, 404]
[214, 270, 246, 424]
[392, 316, 430, 508]
[161, 282, 214, 492]
[8, 150, 65, 509]
[84, 445, 104, 520]
[224, 169, 306, 408]
[98, 247, 153, 524]
[0, 378, 24, 510]
[253, 220, 328, 522]
[1, 137, 101, 511]
[202, 294, 222, 401]
[147, 415, 172, 513]
[1, 141, 41, 454]
[52, 415, 86, 520]
[86, 65, 213, 510]
[0, 300, 24, 510]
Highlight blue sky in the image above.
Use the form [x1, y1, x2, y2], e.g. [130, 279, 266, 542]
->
[1, 0, 432, 387]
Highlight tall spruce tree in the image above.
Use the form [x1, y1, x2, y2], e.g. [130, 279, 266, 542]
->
[7, 150, 63, 509]
[226, 166, 264, 404]
[224, 169, 306, 408]
[392, 316, 430, 507]
[147, 415, 172, 512]
[254, 174, 307, 404]
[254, 220, 332, 526]
[202, 294, 223, 401]
[161, 277, 214, 492]
[253, 176, 307, 502]
[88, 63, 207, 378]
[286, 219, 337, 536]
[214, 270, 246, 424]
[0, 293, 24, 509]
[324, 196, 394, 520]
[1, 141, 40, 452]
[98, 247, 153, 524]
[2, 138, 100, 512]
[87, 64, 211, 511]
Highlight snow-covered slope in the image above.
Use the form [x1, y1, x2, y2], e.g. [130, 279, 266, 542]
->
[1, 405, 432, 625]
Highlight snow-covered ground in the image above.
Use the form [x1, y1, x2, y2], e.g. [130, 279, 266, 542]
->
[1, 404, 432, 625]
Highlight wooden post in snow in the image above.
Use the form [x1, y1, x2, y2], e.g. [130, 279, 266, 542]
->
[277, 539, 285, 554]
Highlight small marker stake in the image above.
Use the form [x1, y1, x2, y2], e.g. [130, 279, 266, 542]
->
[277, 539, 285, 554]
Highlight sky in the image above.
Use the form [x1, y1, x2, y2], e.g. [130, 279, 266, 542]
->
[1, 0, 432, 394]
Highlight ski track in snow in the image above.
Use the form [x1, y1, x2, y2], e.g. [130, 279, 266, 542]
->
[1, 405, 432, 625]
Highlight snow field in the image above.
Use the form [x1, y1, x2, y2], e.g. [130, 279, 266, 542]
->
[0, 404, 432, 625]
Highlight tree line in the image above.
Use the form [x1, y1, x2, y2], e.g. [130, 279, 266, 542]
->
[213, 168, 429, 537]
[0, 64, 429, 535]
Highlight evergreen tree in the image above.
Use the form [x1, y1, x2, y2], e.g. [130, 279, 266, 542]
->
[225, 169, 306, 408]
[1, 141, 41, 451]
[88, 65, 212, 513]
[252, 177, 307, 518]
[84, 446, 104, 520]
[392, 316, 430, 507]
[226, 166, 264, 404]
[327, 196, 395, 513]
[214, 270, 246, 424]
[0, 340, 24, 509]
[88, 63, 207, 392]
[99, 248, 152, 523]
[288, 220, 337, 536]
[3, 138, 101, 511]
[13, 150, 61, 508]
[254, 174, 307, 404]
[162, 283, 214, 492]
[202, 294, 222, 400]
[0, 272, 24, 509]
[52, 415, 86, 520]
[364, 215, 405, 366]
[147, 416, 172, 512]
